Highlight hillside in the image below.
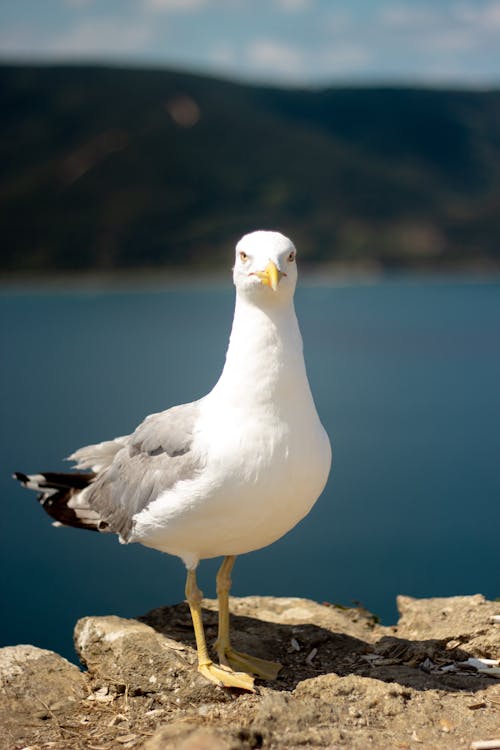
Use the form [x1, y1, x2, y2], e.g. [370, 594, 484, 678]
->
[1, 64, 500, 272]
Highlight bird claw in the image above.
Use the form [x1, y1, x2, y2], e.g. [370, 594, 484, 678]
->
[198, 661, 255, 691]
[218, 647, 282, 681]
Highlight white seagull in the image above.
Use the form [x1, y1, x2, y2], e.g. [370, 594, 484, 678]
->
[14, 230, 332, 691]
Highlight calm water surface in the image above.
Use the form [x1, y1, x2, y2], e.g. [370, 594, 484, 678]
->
[1, 276, 499, 661]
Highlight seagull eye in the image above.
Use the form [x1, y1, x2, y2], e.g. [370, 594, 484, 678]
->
[287, 251, 295, 262]
[239, 251, 248, 262]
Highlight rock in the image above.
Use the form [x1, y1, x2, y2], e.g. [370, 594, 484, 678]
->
[253, 690, 342, 748]
[396, 593, 500, 658]
[143, 723, 231, 750]
[293, 671, 500, 749]
[74, 613, 204, 697]
[0, 644, 87, 750]
[0, 644, 87, 709]
[4, 595, 500, 750]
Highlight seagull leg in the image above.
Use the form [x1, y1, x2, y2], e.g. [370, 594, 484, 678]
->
[215, 556, 282, 681]
[185, 567, 255, 691]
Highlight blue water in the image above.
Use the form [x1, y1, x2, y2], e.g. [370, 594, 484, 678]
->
[1, 276, 499, 662]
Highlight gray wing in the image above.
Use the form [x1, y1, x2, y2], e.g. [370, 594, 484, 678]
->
[84, 401, 203, 540]
[129, 403, 197, 458]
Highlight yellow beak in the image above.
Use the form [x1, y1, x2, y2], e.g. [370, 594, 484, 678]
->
[255, 260, 280, 292]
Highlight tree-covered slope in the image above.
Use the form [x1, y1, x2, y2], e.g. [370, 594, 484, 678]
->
[1, 64, 500, 271]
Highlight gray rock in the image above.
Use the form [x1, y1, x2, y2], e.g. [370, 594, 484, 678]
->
[143, 723, 231, 750]
[396, 593, 500, 656]
[0, 644, 87, 750]
[74, 614, 205, 697]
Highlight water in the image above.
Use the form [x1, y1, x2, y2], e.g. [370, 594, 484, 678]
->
[1, 276, 499, 662]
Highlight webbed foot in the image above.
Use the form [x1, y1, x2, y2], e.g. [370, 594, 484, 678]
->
[218, 647, 282, 681]
[198, 660, 255, 691]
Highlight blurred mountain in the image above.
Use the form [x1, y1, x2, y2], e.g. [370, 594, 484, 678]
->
[1, 64, 500, 273]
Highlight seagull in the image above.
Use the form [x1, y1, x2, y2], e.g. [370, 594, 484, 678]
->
[14, 230, 332, 691]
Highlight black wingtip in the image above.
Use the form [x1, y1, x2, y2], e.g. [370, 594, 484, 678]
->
[13, 471, 28, 484]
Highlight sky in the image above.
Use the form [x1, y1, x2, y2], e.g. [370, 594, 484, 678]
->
[1, 0, 500, 87]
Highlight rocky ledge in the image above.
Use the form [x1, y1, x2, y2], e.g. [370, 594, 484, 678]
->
[1, 594, 499, 750]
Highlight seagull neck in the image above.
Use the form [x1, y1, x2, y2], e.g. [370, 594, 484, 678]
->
[212, 293, 311, 404]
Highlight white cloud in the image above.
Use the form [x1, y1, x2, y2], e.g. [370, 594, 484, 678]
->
[274, 0, 313, 12]
[2, 0, 500, 84]
[246, 38, 304, 74]
[0, 26, 33, 56]
[429, 28, 477, 52]
[375, 2, 497, 57]
[210, 42, 236, 65]
[63, 0, 97, 8]
[327, 8, 353, 34]
[142, 0, 208, 11]
[244, 35, 371, 83]
[379, 1, 500, 39]
[321, 43, 370, 72]
[455, 1, 500, 29]
[379, 4, 440, 29]
[47, 18, 154, 58]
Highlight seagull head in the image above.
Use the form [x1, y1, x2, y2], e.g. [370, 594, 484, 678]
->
[233, 230, 298, 305]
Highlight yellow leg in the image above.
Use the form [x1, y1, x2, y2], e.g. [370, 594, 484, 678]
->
[185, 567, 255, 691]
[215, 556, 282, 681]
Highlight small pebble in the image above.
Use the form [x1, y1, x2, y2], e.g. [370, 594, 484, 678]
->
[306, 647, 318, 665]
[115, 734, 138, 745]
[439, 718, 453, 733]
[108, 713, 128, 727]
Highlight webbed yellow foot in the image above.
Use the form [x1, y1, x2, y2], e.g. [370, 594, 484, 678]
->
[214, 556, 283, 682]
[185, 568, 255, 692]
[218, 647, 282, 681]
[198, 661, 255, 691]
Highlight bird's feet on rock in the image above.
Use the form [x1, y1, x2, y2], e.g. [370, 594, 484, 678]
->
[217, 646, 282, 681]
[198, 661, 255, 691]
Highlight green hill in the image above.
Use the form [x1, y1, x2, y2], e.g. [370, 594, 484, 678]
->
[1, 64, 500, 272]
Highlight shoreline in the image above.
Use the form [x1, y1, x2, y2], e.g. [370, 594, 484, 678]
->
[2, 262, 500, 293]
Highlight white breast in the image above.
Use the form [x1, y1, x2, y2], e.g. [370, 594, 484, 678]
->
[131, 392, 331, 566]
[130, 287, 332, 568]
